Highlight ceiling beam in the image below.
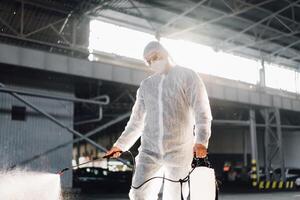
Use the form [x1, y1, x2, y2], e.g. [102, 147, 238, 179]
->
[274, 16, 293, 33]
[84, 0, 112, 15]
[225, 30, 300, 53]
[0, 16, 19, 35]
[0, 32, 88, 54]
[270, 39, 300, 57]
[14, 0, 71, 14]
[24, 18, 66, 37]
[99, 1, 300, 69]
[128, 0, 155, 31]
[219, 0, 300, 48]
[289, 54, 300, 62]
[162, 0, 275, 37]
[184, 1, 300, 50]
[101, 4, 263, 44]
[235, 0, 300, 32]
[140, 0, 300, 58]
[158, 0, 208, 32]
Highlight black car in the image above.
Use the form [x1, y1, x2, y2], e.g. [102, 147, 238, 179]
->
[73, 167, 132, 192]
[273, 168, 300, 187]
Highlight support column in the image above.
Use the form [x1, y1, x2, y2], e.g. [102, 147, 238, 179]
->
[76, 142, 80, 165]
[263, 109, 271, 180]
[250, 109, 259, 182]
[275, 108, 285, 181]
[243, 130, 248, 167]
[259, 59, 266, 88]
[296, 67, 300, 94]
[260, 107, 286, 182]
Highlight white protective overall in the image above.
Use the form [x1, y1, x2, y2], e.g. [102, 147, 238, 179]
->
[114, 66, 213, 200]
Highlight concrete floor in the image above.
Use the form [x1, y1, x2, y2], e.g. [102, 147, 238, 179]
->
[71, 192, 300, 200]
[221, 192, 300, 200]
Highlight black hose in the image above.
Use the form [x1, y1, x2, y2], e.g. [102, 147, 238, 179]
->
[58, 151, 218, 199]
[131, 167, 195, 189]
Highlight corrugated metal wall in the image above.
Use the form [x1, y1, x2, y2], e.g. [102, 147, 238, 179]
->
[0, 85, 73, 188]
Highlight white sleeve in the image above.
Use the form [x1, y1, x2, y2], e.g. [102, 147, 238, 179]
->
[185, 70, 213, 148]
[113, 87, 145, 151]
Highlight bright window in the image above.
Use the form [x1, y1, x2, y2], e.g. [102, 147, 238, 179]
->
[160, 38, 261, 84]
[89, 20, 155, 60]
[265, 64, 298, 93]
[89, 20, 298, 93]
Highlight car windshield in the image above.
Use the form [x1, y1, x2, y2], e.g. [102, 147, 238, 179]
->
[288, 169, 300, 175]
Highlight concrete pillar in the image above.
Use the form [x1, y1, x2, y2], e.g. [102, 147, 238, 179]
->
[263, 109, 270, 180]
[275, 108, 286, 181]
[243, 130, 248, 167]
[259, 59, 266, 87]
[250, 109, 259, 180]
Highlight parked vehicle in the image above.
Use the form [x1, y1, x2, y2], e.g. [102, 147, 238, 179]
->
[222, 162, 251, 183]
[273, 168, 300, 187]
[73, 167, 132, 192]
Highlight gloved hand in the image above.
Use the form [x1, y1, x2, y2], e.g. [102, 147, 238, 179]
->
[104, 146, 122, 158]
[193, 143, 207, 158]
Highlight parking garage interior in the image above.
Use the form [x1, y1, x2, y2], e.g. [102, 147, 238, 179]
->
[1, 0, 300, 199]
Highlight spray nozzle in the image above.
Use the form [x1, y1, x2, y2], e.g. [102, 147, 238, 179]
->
[58, 151, 125, 176]
[57, 168, 69, 176]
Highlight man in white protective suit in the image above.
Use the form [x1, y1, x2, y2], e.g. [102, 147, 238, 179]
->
[105, 41, 213, 200]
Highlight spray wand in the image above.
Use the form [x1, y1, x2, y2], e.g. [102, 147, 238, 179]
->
[57, 151, 124, 176]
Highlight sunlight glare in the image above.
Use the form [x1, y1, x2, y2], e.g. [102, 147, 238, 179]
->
[89, 20, 299, 93]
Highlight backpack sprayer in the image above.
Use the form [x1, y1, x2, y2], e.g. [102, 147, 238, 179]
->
[58, 151, 219, 200]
